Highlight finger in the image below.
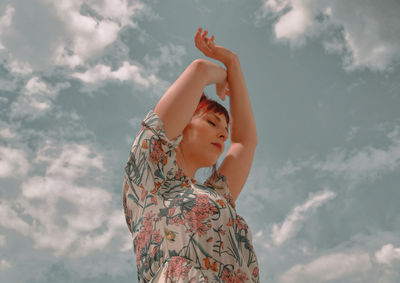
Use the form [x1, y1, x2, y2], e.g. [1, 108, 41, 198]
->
[206, 36, 214, 51]
[207, 36, 215, 51]
[195, 28, 204, 41]
[201, 37, 213, 53]
[210, 35, 215, 43]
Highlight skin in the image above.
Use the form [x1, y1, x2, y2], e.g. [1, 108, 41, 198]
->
[175, 110, 229, 180]
[154, 27, 257, 201]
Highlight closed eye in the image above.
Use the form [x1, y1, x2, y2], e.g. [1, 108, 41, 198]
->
[207, 120, 216, 126]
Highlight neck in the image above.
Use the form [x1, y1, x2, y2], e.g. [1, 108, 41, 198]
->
[175, 147, 198, 180]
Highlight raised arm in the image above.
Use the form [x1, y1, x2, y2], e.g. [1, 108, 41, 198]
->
[195, 28, 258, 201]
[153, 59, 227, 141]
[219, 54, 258, 201]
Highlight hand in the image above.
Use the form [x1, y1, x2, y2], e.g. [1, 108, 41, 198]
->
[194, 27, 235, 67]
[215, 80, 230, 101]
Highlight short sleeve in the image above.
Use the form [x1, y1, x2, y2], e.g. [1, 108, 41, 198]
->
[125, 109, 183, 195]
[204, 170, 236, 209]
[123, 110, 183, 233]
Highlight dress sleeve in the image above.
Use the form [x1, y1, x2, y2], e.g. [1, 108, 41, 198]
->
[125, 109, 183, 195]
[123, 110, 183, 233]
[204, 170, 236, 209]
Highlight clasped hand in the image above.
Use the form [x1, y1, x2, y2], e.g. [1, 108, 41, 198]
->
[194, 27, 233, 101]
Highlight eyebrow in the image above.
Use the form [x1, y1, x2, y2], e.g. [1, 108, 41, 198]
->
[210, 113, 229, 134]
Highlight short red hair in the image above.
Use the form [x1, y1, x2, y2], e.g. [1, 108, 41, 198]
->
[194, 93, 230, 128]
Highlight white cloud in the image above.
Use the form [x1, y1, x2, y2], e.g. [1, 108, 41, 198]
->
[311, 127, 400, 185]
[0, 5, 15, 50]
[375, 244, 400, 265]
[71, 61, 156, 87]
[143, 43, 187, 72]
[274, 4, 312, 44]
[280, 252, 372, 283]
[24, 76, 54, 96]
[7, 57, 33, 75]
[271, 190, 336, 246]
[345, 126, 360, 142]
[48, 0, 146, 68]
[87, 0, 144, 27]
[258, 0, 400, 71]
[273, 124, 400, 187]
[9, 77, 70, 120]
[72, 41, 187, 87]
[0, 143, 129, 257]
[0, 146, 29, 178]
[0, 201, 30, 232]
[39, 143, 104, 180]
[0, 128, 16, 139]
[0, 259, 12, 271]
[274, 160, 304, 178]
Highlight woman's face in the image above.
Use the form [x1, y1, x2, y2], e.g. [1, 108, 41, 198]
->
[180, 110, 229, 167]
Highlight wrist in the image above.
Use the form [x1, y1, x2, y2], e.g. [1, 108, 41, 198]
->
[223, 52, 239, 68]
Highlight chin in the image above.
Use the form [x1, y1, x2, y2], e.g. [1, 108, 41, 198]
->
[199, 157, 218, 168]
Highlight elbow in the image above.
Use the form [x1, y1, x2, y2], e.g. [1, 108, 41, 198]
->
[190, 59, 209, 85]
[191, 58, 207, 72]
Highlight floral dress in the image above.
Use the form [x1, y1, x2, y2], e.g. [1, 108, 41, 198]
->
[123, 109, 260, 282]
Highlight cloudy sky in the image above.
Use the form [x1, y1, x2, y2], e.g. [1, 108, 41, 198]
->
[1, 0, 400, 282]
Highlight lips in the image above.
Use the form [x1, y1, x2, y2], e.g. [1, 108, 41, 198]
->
[211, 143, 222, 150]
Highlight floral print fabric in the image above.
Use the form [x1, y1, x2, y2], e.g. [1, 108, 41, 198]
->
[123, 109, 259, 282]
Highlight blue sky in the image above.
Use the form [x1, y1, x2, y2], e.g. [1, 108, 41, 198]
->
[1, 0, 400, 282]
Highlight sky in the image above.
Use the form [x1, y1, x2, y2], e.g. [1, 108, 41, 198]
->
[1, 0, 400, 282]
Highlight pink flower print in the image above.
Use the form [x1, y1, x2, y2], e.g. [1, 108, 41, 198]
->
[168, 207, 176, 217]
[183, 194, 218, 236]
[221, 268, 249, 283]
[234, 216, 248, 231]
[169, 215, 186, 226]
[140, 187, 147, 201]
[221, 268, 234, 282]
[235, 270, 249, 282]
[151, 246, 158, 257]
[252, 266, 259, 278]
[143, 216, 153, 232]
[175, 168, 185, 179]
[151, 195, 158, 205]
[165, 256, 192, 281]
[197, 194, 209, 205]
[148, 139, 164, 164]
[185, 211, 209, 236]
[134, 230, 151, 266]
[151, 230, 162, 243]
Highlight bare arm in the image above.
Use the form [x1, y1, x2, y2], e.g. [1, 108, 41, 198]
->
[195, 28, 258, 201]
[224, 54, 258, 146]
[218, 54, 258, 201]
[154, 59, 227, 141]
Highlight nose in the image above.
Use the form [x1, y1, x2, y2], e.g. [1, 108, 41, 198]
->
[218, 130, 228, 142]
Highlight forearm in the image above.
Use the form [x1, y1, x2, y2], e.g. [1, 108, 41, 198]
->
[197, 59, 227, 86]
[225, 54, 258, 145]
[154, 60, 209, 140]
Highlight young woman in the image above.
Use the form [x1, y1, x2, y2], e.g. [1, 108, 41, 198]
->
[123, 27, 259, 282]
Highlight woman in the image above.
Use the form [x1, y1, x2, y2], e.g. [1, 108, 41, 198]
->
[123, 27, 259, 282]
